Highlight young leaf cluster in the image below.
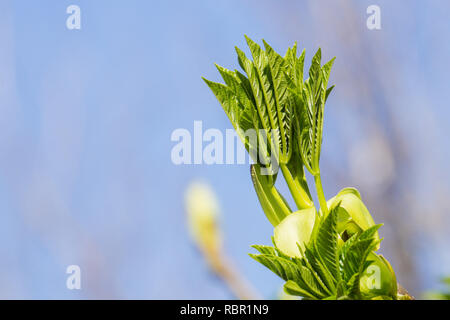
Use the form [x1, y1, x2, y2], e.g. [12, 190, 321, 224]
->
[204, 36, 335, 217]
[290, 49, 335, 176]
[203, 36, 333, 179]
[250, 206, 382, 300]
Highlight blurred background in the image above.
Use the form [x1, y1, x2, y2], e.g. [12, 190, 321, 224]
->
[0, 0, 449, 299]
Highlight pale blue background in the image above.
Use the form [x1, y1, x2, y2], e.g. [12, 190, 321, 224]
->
[0, 0, 449, 298]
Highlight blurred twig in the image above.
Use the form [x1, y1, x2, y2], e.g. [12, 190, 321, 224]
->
[185, 181, 261, 299]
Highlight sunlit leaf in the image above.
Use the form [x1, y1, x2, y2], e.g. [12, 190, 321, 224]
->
[273, 207, 316, 258]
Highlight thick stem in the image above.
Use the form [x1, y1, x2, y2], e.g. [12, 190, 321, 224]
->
[314, 173, 328, 216]
[280, 163, 314, 210]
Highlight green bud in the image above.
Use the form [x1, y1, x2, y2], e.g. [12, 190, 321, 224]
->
[360, 252, 397, 299]
[185, 182, 222, 256]
[273, 207, 316, 258]
[327, 188, 380, 247]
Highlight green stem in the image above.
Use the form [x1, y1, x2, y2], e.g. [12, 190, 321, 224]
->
[314, 173, 328, 216]
[280, 163, 314, 210]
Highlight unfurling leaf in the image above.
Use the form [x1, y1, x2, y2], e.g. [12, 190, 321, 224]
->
[273, 207, 316, 258]
[360, 252, 398, 299]
[327, 187, 380, 246]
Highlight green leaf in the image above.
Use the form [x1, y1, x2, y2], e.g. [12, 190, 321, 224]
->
[346, 273, 361, 299]
[263, 39, 293, 164]
[245, 36, 278, 134]
[314, 206, 340, 281]
[284, 43, 304, 87]
[235, 70, 257, 107]
[293, 206, 343, 295]
[202, 78, 240, 130]
[321, 58, 335, 91]
[359, 224, 382, 241]
[235, 46, 271, 133]
[295, 246, 333, 296]
[303, 246, 337, 293]
[336, 280, 346, 298]
[251, 245, 277, 256]
[338, 233, 358, 272]
[235, 45, 279, 172]
[249, 253, 300, 282]
[284, 42, 297, 71]
[284, 280, 318, 300]
[203, 76, 260, 165]
[288, 48, 335, 177]
[297, 265, 329, 298]
[311, 91, 324, 173]
[341, 238, 379, 282]
[293, 86, 314, 174]
[295, 49, 306, 88]
[273, 207, 316, 257]
[214, 65, 256, 131]
[325, 85, 335, 104]
[309, 48, 322, 94]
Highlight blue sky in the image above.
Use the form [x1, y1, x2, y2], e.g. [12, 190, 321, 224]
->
[0, 0, 449, 298]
